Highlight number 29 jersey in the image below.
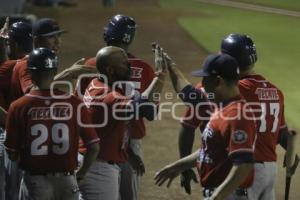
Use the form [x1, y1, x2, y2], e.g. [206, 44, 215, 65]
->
[239, 74, 286, 162]
[5, 89, 99, 173]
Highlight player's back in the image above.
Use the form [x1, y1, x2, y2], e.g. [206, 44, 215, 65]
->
[238, 74, 285, 162]
[8, 89, 82, 173]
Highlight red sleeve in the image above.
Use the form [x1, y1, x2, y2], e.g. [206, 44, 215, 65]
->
[79, 103, 100, 146]
[4, 103, 21, 152]
[0, 60, 16, 90]
[10, 63, 23, 101]
[18, 61, 33, 94]
[227, 111, 256, 157]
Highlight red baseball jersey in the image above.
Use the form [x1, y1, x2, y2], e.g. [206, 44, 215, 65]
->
[238, 74, 285, 161]
[10, 57, 33, 102]
[197, 98, 256, 188]
[80, 53, 155, 139]
[5, 89, 99, 173]
[83, 78, 132, 162]
[0, 60, 17, 110]
[182, 74, 285, 162]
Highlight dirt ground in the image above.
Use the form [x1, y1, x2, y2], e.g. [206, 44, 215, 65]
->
[27, 0, 299, 199]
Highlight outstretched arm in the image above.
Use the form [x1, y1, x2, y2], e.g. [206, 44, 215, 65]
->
[141, 44, 167, 102]
[154, 150, 199, 188]
[167, 59, 191, 93]
[0, 17, 9, 64]
[54, 63, 98, 82]
[210, 163, 253, 200]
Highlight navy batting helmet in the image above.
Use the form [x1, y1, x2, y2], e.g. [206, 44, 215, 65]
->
[28, 48, 58, 71]
[221, 33, 257, 69]
[8, 22, 33, 52]
[103, 14, 136, 45]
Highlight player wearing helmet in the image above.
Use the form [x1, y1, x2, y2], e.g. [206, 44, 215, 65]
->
[0, 19, 33, 200]
[78, 45, 166, 200]
[155, 53, 256, 200]
[4, 48, 100, 200]
[10, 18, 65, 102]
[55, 14, 155, 200]
[178, 33, 297, 199]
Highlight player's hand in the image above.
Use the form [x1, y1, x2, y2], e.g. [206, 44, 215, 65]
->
[0, 17, 9, 39]
[152, 42, 168, 74]
[180, 169, 198, 194]
[128, 151, 145, 176]
[154, 163, 181, 188]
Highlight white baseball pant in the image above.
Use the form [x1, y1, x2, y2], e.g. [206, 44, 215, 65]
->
[79, 160, 121, 200]
[247, 162, 277, 200]
[23, 171, 79, 200]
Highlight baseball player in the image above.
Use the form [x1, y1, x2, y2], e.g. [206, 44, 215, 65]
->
[0, 20, 33, 200]
[55, 14, 155, 200]
[10, 18, 65, 102]
[155, 53, 256, 200]
[6, 18, 64, 200]
[85, 15, 155, 200]
[79, 45, 166, 200]
[4, 47, 100, 200]
[179, 34, 297, 199]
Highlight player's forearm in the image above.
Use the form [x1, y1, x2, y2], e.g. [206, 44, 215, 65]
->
[172, 150, 199, 172]
[278, 126, 289, 150]
[179, 125, 195, 158]
[212, 163, 253, 199]
[168, 65, 190, 93]
[286, 130, 297, 169]
[77, 143, 99, 175]
[141, 73, 166, 102]
[54, 65, 97, 81]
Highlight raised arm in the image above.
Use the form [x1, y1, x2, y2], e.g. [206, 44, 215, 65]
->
[141, 44, 167, 102]
[54, 62, 98, 82]
[0, 17, 9, 64]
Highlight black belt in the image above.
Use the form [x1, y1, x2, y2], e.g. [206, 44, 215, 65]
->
[202, 188, 248, 198]
[28, 171, 74, 176]
[107, 161, 117, 165]
[255, 161, 264, 163]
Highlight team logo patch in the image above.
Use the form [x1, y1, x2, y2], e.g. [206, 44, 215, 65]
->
[232, 130, 248, 144]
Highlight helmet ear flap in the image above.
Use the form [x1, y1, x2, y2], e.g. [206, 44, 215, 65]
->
[242, 35, 257, 67]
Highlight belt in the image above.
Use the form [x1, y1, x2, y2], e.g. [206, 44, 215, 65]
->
[255, 161, 264, 163]
[202, 188, 248, 198]
[28, 171, 74, 176]
[97, 158, 118, 165]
